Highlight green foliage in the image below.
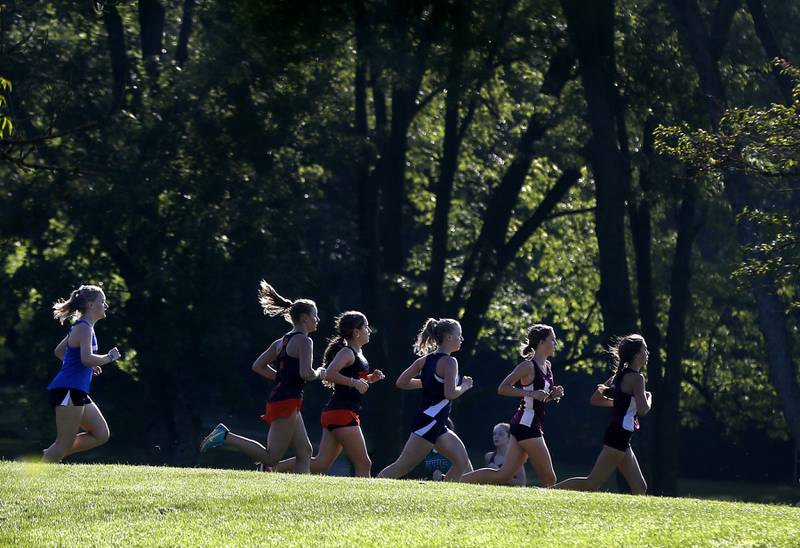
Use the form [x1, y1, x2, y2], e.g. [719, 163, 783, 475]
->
[0, 0, 797, 471]
[654, 61, 800, 310]
[0, 76, 11, 138]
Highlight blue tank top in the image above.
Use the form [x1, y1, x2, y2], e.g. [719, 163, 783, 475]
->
[417, 352, 456, 420]
[47, 320, 98, 394]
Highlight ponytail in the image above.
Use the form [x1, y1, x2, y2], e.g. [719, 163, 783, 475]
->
[52, 285, 103, 325]
[608, 334, 646, 383]
[321, 311, 368, 389]
[323, 335, 348, 367]
[413, 317, 460, 356]
[520, 324, 554, 358]
[321, 335, 347, 389]
[258, 280, 315, 324]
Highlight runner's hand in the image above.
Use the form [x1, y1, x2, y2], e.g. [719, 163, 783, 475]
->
[354, 378, 370, 394]
[369, 369, 385, 382]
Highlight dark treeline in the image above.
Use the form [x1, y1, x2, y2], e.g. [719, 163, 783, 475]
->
[1, 1, 798, 497]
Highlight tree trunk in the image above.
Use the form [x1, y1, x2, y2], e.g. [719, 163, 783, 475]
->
[175, 0, 196, 68]
[629, 118, 664, 403]
[353, 0, 382, 321]
[102, 5, 129, 111]
[427, 0, 513, 315]
[745, 0, 794, 103]
[427, 38, 464, 315]
[560, 0, 637, 340]
[138, 0, 165, 58]
[627, 117, 664, 486]
[350, 2, 439, 468]
[138, 0, 165, 87]
[652, 181, 699, 496]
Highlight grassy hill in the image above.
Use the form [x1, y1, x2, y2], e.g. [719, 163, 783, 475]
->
[2, 462, 799, 546]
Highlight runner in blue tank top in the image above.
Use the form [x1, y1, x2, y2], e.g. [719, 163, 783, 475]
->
[276, 311, 385, 477]
[555, 334, 652, 495]
[462, 324, 564, 487]
[44, 285, 122, 462]
[200, 281, 325, 473]
[377, 318, 474, 482]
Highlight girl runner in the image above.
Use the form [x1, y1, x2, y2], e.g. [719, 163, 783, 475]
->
[44, 285, 121, 462]
[276, 311, 384, 477]
[200, 281, 324, 473]
[554, 334, 652, 494]
[462, 324, 564, 487]
[377, 318, 473, 481]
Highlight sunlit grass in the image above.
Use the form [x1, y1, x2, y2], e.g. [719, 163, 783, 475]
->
[1, 462, 798, 546]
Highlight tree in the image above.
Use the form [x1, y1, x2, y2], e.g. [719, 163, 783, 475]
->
[663, 0, 800, 464]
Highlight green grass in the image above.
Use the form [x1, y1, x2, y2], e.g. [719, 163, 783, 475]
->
[2, 462, 799, 546]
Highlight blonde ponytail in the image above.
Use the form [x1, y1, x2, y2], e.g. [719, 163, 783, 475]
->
[413, 317, 460, 356]
[52, 285, 103, 325]
[258, 280, 316, 324]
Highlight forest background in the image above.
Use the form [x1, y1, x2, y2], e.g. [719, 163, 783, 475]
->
[1, 0, 799, 499]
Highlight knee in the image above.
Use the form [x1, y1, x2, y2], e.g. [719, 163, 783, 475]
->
[96, 427, 110, 445]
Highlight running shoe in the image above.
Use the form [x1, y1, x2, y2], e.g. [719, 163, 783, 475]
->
[200, 423, 229, 453]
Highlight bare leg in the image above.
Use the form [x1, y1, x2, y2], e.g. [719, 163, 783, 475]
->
[461, 437, 527, 485]
[276, 428, 342, 474]
[433, 431, 472, 482]
[63, 403, 110, 457]
[377, 435, 433, 479]
[332, 426, 372, 477]
[43, 404, 84, 462]
[521, 436, 557, 487]
[553, 445, 626, 491]
[224, 412, 297, 466]
[617, 448, 647, 495]
[289, 413, 313, 474]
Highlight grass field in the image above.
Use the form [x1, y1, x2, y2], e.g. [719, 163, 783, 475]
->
[2, 462, 799, 546]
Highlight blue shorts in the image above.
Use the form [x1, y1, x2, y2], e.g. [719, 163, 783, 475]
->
[411, 411, 449, 444]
